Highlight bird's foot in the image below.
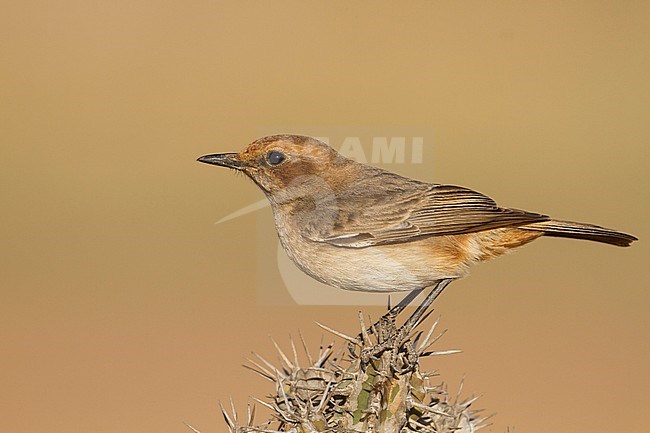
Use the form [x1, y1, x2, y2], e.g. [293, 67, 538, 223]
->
[348, 309, 398, 359]
[349, 279, 453, 374]
[348, 288, 424, 358]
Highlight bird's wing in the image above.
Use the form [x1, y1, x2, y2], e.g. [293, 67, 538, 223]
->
[302, 182, 549, 248]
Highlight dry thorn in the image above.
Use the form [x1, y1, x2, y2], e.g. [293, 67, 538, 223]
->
[315, 322, 360, 345]
[317, 335, 324, 360]
[330, 343, 347, 366]
[230, 397, 238, 424]
[219, 400, 235, 431]
[289, 335, 300, 368]
[357, 311, 372, 346]
[252, 397, 276, 413]
[459, 394, 481, 408]
[252, 352, 280, 376]
[271, 337, 295, 371]
[243, 360, 275, 382]
[247, 428, 284, 433]
[183, 422, 203, 433]
[416, 316, 441, 352]
[298, 330, 314, 366]
[275, 371, 292, 413]
[418, 328, 449, 354]
[409, 399, 455, 418]
[247, 402, 256, 426]
[421, 349, 462, 357]
[315, 380, 333, 414]
[407, 418, 437, 433]
[315, 341, 334, 367]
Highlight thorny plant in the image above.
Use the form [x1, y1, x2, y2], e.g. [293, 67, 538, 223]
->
[190, 285, 492, 433]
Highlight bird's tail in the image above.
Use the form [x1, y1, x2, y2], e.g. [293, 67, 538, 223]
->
[521, 219, 637, 247]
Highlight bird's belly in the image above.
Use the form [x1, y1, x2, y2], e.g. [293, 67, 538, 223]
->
[278, 234, 472, 293]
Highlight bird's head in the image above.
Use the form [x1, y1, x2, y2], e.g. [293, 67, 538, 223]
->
[198, 135, 352, 203]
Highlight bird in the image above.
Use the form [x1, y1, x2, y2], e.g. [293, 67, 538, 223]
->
[197, 134, 637, 299]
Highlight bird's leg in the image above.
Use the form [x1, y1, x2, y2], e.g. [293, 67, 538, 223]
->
[389, 279, 453, 373]
[353, 279, 454, 373]
[399, 279, 453, 337]
[367, 289, 425, 337]
[384, 289, 425, 321]
[348, 289, 424, 357]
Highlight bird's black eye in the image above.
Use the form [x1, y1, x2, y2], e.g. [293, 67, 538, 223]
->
[267, 150, 286, 166]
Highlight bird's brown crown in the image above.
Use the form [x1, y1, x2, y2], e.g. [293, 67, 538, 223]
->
[235, 135, 351, 195]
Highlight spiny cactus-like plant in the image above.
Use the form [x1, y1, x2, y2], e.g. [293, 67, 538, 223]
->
[209, 288, 493, 433]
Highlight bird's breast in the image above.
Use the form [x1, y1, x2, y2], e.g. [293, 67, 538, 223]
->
[270, 207, 473, 292]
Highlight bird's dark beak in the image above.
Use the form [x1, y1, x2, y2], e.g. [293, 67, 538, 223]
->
[197, 153, 247, 170]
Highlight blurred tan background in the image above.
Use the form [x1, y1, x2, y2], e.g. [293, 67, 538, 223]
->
[1, 1, 649, 432]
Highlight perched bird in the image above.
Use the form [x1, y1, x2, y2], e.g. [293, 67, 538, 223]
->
[198, 135, 637, 295]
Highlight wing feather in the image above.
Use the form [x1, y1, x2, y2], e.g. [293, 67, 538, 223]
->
[303, 180, 549, 248]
